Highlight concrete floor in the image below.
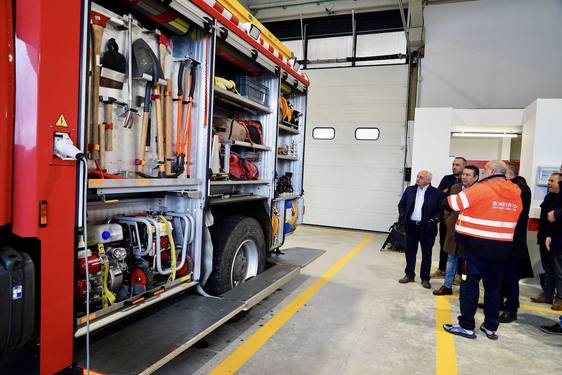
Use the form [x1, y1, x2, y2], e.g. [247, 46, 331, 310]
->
[156, 225, 562, 375]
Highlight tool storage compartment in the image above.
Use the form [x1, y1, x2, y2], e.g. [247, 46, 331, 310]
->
[209, 37, 279, 205]
[75, 2, 210, 337]
[0, 247, 34, 357]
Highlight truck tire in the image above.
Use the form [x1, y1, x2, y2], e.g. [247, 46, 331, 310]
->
[207, 216, 266, 295]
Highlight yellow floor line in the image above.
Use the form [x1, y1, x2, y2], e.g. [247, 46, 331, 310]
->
[435, 297, 458, 375]
[520, 302, 561, 315]
[209, 235, 374, 375]
[434, 293, 560, 375]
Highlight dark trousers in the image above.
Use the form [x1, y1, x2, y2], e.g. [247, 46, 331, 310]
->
[438, 220, 448, 271]
[459, 250, 504, 332]
[405, 221, 435, 281]
[553, 253, 562, 300]
[501, 257, 520, 313]
[540, 243, 558, 299]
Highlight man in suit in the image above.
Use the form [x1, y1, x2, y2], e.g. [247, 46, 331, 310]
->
[398, 170, 444, 289]
[531, 172, 561, 305]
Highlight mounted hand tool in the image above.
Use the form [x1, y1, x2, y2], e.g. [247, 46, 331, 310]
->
[173, 59, 196, 177]
[121, 14, 138, 129]
[154, 35, 170, 177]
[160, 35, 174, 176]
[90, 11, 110, 162]
[132, 38, 164, 177]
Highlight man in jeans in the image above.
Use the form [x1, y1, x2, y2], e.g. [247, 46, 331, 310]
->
[432, 157, 467, 278]
[433, 165, 479, 295]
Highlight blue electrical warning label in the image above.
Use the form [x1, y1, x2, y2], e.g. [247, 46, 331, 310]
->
[12, 285, 23, 300]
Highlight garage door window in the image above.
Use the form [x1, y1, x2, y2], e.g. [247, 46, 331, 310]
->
[355, 127, 380, 140]
[313, 127, 335, 140]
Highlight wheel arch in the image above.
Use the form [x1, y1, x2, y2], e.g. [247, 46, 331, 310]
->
[209, 200, 272, 250]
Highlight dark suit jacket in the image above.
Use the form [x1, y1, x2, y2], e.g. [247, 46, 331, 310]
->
[510, 176, 533, 279]
[398, 184, 444, 236]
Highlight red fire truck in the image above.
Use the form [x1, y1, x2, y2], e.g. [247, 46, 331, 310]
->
[0, 1, 316, 373]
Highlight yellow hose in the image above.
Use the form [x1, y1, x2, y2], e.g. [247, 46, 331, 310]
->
[160, 216, 177, 283]
[97, 243, 116, 308]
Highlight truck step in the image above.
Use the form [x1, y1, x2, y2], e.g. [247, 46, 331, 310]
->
[222, 264, 300, 310]
[74, 262, 315, 374]
[268, 247, 326, 268]
[74, 295, 244, 375]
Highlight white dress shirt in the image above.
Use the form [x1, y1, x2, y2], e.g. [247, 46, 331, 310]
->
[410, 185, 429, 221]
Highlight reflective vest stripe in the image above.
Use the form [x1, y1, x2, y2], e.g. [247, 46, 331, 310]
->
[459, 191, 470, 209]
[458, 214, 517, 229]
[449, 195, 460, 211]
[455, 224, 514, 241]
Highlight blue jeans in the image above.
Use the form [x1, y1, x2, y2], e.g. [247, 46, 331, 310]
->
[444, 254, 458, 289]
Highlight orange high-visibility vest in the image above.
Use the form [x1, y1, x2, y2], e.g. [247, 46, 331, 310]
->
[447, 178, 522, 242]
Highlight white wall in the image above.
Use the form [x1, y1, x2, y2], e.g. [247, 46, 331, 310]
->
[411, 108, 452, 188]
[412, 107, 524, 187]
[419, 0, 562, 108]
[520, 99, 562, 216]
[450, 138, 505, 160]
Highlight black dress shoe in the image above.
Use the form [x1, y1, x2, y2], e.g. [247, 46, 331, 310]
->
[433, 285, 453, 296]
[541, 323, 562, 335]
[399, 276, 414, 283]
[499, 311, 517, 323]
[421, 280, 431, 289]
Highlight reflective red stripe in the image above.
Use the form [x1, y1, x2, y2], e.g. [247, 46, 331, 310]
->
[213, 2, 225, 13]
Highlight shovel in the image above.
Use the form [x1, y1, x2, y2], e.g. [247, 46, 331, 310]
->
[132, 38, 164, 177]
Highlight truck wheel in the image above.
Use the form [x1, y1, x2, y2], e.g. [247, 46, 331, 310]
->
[207, 216, 266, 295]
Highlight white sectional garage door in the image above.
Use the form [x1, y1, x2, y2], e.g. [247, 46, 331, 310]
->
[303, 65, 408, 232]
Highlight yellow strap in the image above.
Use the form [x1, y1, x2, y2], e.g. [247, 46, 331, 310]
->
[288, 200, 298, 226]
[97, 243, 116, 308]
[272, 207, 280, 240]
[159, 216, 177, 283]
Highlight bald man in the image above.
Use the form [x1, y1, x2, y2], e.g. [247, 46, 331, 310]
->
[398, 170, 445, 289]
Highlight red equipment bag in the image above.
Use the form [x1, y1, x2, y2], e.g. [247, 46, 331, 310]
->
[236, 119, 264, 145]
[229, 153, 258, 180]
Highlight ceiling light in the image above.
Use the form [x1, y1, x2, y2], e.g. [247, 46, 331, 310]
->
[451, 132, 519, 138]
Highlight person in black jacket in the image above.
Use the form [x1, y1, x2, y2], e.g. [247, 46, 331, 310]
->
[546, 168, 562, 311]
[432, 157, 466, 278]
[499, 163, 533, 323]
[531, 172, 561, 304]
[398, 170, 444, 289]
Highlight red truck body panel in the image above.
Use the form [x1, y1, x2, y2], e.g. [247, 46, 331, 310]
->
[13, 0, 82, 373]
[0, 0, 15, 227]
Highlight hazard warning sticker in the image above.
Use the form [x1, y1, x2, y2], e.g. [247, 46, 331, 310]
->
[56, 114, 68, 127]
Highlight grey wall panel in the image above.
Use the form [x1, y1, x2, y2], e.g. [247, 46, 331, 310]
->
[420, 0, 562, 109]
[303, 65, 408, 231]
